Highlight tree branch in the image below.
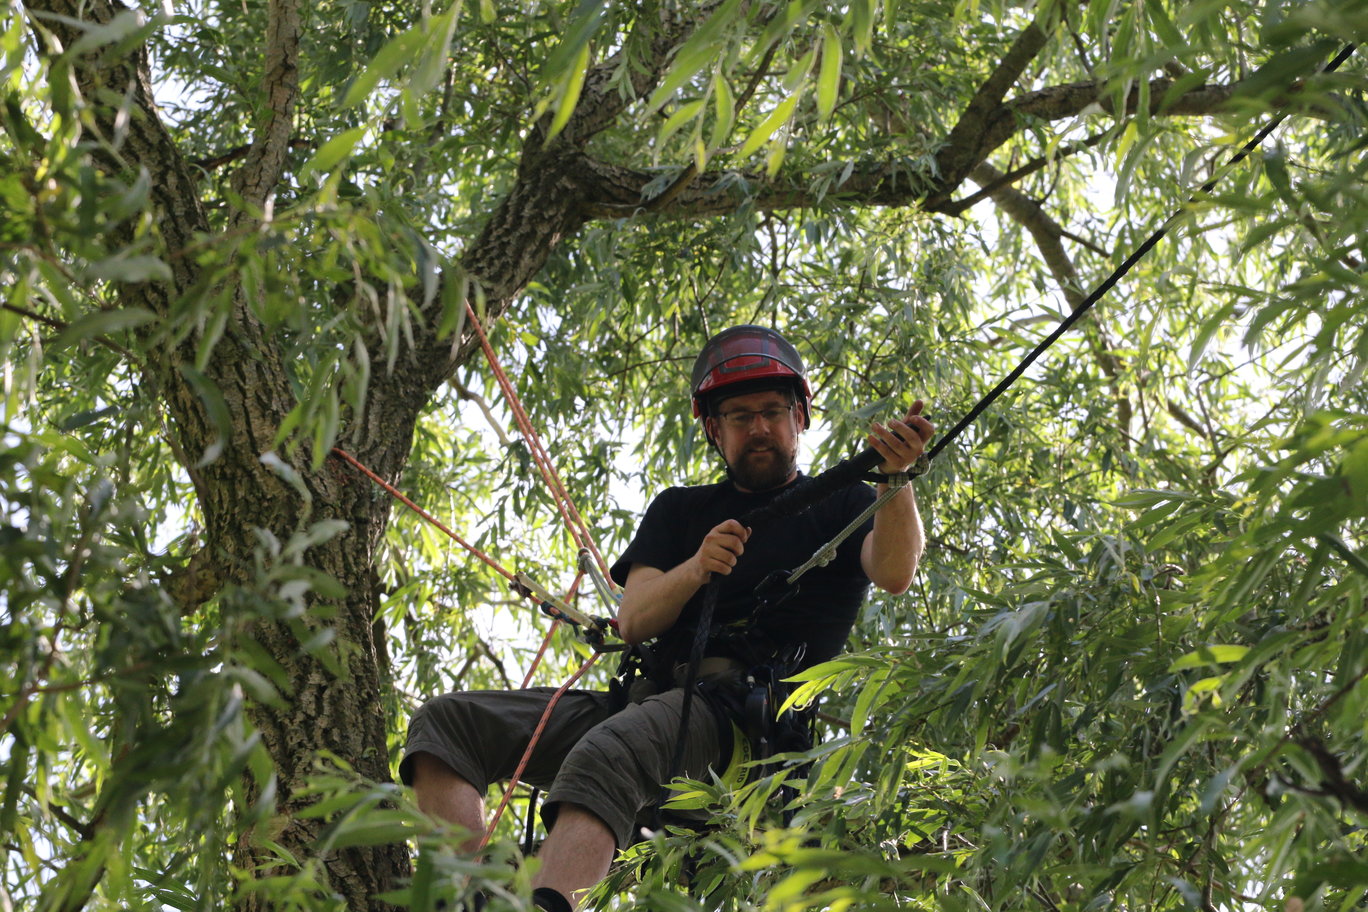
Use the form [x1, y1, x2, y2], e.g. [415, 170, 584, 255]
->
[943, 129, 1111, 216]
[230, 0, 302, 219]
[450, 378, 512, 447]
[576, 59, 1331, 225]
[931, 22, 1051, 204]
[3, 300, 140, 360]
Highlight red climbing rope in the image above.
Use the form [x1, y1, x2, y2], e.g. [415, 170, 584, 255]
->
[335, 443, 611, 844]
[331, 446, 518, 583]
[335, 306, 629, 849]
[480, 650, 601, 850]
[464, 302, 616, 587]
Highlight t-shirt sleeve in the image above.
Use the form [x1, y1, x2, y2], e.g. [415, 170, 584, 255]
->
[609, 487, 690, 587]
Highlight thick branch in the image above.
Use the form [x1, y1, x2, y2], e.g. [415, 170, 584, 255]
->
[932, 22, 1051, 203]
[27, 1, 301, 509]
[573, 72, 1288, 223]
[943, 129, 1110, 216]
[229, 0, 302, 218]
[976, 68, 1345, 169]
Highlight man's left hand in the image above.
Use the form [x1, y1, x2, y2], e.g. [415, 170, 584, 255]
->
[868, 400, 935, 475]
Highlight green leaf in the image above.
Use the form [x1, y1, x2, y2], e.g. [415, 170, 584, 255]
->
[1188, 300, 1238, 372]
[1144, 0, 1186, 54]
[709, 70, 735, 151]
[50, 307, 156, 350]
[83, 255, 172, 284]
[299, 126, 367, 179]
[657, 99, 705, 150]
[1168, 645, 1250, 672]
[179, 365, 233, 467]
[342, 30, 426, 107]
[66, 10, 157, 57]
[408, 9, 461, 106]
[816, 25, 843, 122]
[321, 810, 416, 848]
[645, 0, 744, 113]
[538, 0, 608, 83]
[846, 0, 876, 56]
[546, 43, 591, 143]
[736, 92, 801, 160]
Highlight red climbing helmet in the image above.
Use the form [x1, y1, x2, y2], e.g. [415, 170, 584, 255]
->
[690, 325, 812, 423]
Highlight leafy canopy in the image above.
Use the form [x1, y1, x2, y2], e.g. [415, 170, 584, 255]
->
[2, 0, 1367, 909]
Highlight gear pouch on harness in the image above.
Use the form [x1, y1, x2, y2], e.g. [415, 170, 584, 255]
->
[614, 642, 816, 788]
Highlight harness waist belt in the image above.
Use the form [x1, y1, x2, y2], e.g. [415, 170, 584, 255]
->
[672, 656, 745, 684]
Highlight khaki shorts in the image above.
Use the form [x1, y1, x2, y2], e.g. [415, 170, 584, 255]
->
[399, 679, 730, 848]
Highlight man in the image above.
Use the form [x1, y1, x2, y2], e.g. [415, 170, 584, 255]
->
[400, 325, 933, 912]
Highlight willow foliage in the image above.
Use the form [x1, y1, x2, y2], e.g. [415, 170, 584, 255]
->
[1, 0, 1366, 909]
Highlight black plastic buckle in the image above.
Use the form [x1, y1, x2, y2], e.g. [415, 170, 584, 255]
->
[753, 569, 800, 610]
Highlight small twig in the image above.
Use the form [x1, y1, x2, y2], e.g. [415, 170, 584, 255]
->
[191, 138, 311, 173]
[190, 143, 251, 171]
[3, 300, 66, 331]
[1058, 227, 1108, 257]
[450, 377, 512, 446]
[19, 785, 94, 840]
[944, 130, 1110, 216]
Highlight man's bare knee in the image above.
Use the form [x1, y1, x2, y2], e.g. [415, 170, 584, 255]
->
[411, 750, 465, 788]
[409, 751, 485, 852]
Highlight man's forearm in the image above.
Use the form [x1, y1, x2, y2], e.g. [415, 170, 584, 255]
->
[618, 519, 751, 644]
[861, 483, 924, 595]
[616, 561, 709, 645]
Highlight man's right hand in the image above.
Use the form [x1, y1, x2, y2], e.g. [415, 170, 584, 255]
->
[693, 519, 750, 579]
[619, 519, 751, 644]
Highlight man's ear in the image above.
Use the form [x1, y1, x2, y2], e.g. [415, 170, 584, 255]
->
[703, 416, 718, 444]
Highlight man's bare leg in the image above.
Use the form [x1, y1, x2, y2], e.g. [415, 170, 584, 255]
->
[531, 803, 616, 910]
[411, 751, 485, 854]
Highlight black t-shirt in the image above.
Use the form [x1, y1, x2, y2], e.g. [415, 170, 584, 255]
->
[609, 474, 876, 671]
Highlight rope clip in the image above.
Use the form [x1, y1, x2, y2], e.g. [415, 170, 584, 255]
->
[753, 569, 801, 611]
[514, 572, 620, 648]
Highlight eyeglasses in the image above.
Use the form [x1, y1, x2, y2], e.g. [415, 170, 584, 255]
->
[717, 405, 795, 428]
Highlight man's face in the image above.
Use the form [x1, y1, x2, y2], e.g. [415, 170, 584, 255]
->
[706, 388, 805, 492]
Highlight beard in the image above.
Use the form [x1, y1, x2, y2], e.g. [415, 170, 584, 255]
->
[725, 440, 799, 492]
